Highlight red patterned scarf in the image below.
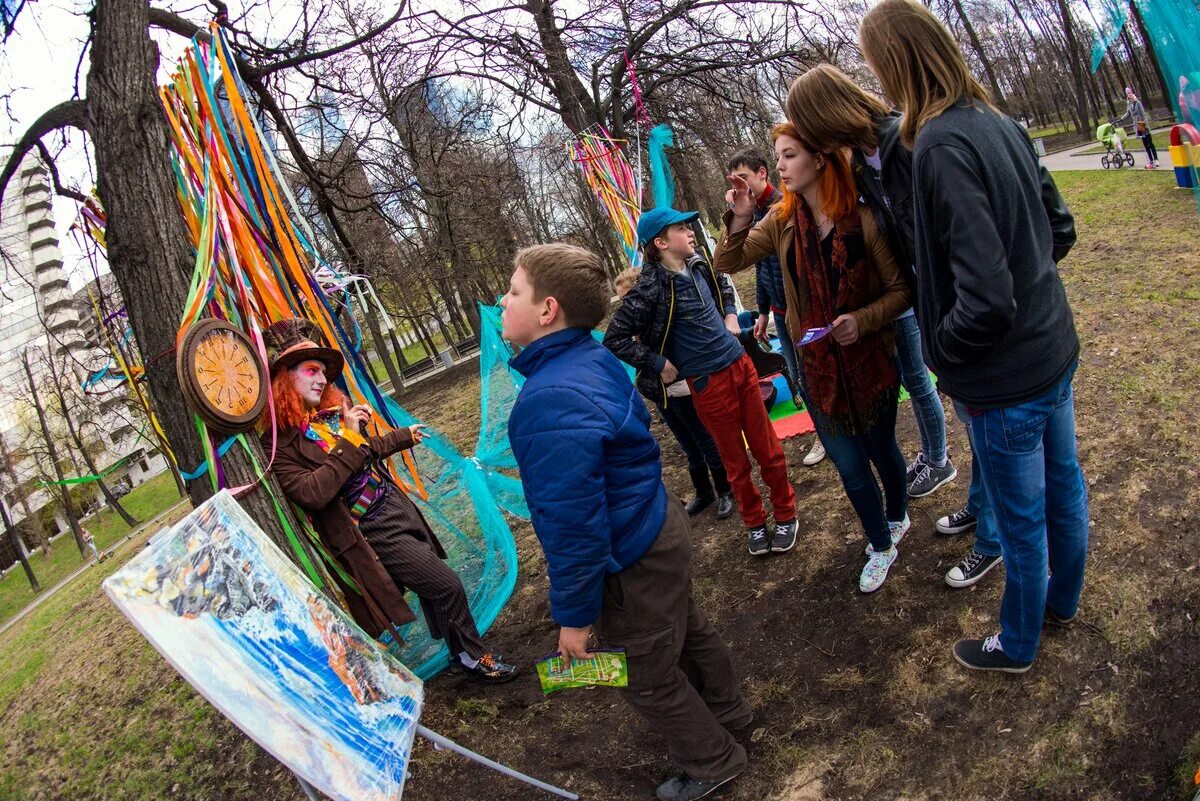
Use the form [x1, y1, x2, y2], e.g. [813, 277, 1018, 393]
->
[794, 201, 898, 434]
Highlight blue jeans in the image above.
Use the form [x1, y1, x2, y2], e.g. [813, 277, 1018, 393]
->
[807, 388, 908, 552]
[773, 311, 801, 397]
[965, 364, 1089, 662]
[894, 313, 947, 465]
[952, 404, 1001, 558]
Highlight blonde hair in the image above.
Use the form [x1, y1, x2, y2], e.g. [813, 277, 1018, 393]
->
[859, 0, 995, 148]
[613, 267, 641, 298]
[786, 64, 891, 153]
[514, 243, 611, 329]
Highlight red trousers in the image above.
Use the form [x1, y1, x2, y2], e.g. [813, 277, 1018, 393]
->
[688, 354, 795, 528]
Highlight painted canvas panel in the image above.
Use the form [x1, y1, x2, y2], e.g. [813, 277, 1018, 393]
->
[104, 490, 423, 801]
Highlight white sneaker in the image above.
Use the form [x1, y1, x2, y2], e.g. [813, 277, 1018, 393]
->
[859, 546, 898, 593]
[865, 514, 910, 555]
[803, 439, 826, 466]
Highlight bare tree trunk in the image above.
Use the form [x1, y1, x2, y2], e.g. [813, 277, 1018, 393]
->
[23, 351, 86, 556]
[48, 354, 139, 528]
[1055, 0, 1096, 133]
[1, 500, 38, 591]
[0, 436, 50, 556]
[1129, 1, 1172, 114]
[950, 0, 1009, 112]
[86, 0, 316, 560]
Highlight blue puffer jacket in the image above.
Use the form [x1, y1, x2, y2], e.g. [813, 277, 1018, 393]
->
[509, 327, 668, 628]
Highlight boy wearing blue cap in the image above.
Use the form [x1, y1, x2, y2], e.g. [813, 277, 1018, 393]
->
[503, 242, 751, 801]
[604, 208, 798, 557]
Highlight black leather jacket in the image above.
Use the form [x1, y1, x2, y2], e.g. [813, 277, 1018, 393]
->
[603, 254, 736, 406]
[853, 112, 1076, 308]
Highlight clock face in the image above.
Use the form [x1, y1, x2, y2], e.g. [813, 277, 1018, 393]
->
[177, 319, 268, 434]
[195, 330, 260, 416]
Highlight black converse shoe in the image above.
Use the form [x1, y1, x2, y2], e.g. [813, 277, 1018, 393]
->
[936, 506, 977, 535]
[747, 525, 770, 556]
[952, 634, 1033, 674]
[944, 550, 1002, 588]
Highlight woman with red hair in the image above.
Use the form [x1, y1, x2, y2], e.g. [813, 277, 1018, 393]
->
[262, 318, 517, 683]
[713, 123, 912, 593]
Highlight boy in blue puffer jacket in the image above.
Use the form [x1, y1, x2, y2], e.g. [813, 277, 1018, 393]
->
[503, 243, 751, 801]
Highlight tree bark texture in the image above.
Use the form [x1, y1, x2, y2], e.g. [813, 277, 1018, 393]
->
[86, 0, 317, 559]
[22, 351, 87, 556]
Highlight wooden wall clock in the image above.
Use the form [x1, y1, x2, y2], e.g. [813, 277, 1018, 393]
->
[176, 318, 268, 435]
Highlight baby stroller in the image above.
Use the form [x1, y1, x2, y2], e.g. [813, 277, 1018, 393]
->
[1097, 122, 1135, 169]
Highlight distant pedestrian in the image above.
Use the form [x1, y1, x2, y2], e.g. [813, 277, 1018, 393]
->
[81, 527, 100, 561]
[1117, 87, 1159, 168]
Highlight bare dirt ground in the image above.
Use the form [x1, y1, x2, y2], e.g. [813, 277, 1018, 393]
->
[2, 170, 1198, 801]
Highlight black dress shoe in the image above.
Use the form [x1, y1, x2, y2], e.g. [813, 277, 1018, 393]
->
[715, 493, 735, 520]
[656, 769, 742, 801]
[459, 653, 520, 683]
[685, 493, 716, 515]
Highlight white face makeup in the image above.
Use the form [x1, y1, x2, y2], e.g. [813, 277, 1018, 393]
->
[290, 359, 328, 409]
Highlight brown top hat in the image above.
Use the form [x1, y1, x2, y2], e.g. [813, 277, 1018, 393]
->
[263, 318, 345, 381]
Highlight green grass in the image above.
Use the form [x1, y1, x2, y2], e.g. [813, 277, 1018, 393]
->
[1027, 121, 1079, 139]
[0, 471, 183, 626]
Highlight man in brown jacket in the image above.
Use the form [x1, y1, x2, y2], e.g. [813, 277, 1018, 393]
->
[262, 318, 517, 683]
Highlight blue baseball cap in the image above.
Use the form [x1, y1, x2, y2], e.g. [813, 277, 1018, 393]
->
[636, 207, 700, 246]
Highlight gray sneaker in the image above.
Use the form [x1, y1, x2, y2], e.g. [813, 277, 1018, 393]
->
[747, 525, 770, 556]
[771, 518, 799, 553]
[907, 455, 957, 498]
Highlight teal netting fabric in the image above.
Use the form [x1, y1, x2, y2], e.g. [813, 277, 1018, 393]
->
[358, 359, 518, 680]
[1090, 0, 1130, 72]
[473, 304, 635, 518]
[1092, 0, 1200, 126]
[648, 124, 676, 208]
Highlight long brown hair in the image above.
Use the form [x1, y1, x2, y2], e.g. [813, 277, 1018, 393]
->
[771, 122, 857, 224]
[266, 370, 348, 432]
[859, 0, 995, 148]
[786, 64, 891, 153]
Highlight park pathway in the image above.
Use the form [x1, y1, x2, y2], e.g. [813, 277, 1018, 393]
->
[1040, 126, 1172, 172]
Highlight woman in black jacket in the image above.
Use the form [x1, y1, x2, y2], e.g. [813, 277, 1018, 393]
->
[859, 0, 1088, 675]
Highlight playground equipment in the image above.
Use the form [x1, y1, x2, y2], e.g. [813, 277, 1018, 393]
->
[1168, 123, 1200, 188]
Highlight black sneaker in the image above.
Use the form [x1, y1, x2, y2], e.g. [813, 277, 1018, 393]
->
[459, 653, 520, 684]
[908, 456, 957, 498]
[656, 770, 742, 801]
[1044, 606, 1077, 628]
[936, 506, 977, 535]
[715, 493, 735, 520]
[771, 518, 799, 553]
[952, 634, 1033, 674]
[944, 550, 1002, 588]
[747, 525, 770, 556]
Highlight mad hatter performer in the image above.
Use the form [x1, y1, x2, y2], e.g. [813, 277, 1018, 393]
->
[261, 319, 517, 683]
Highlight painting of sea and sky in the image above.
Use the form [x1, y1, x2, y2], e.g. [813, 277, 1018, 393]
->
[104, 490, 424, 801]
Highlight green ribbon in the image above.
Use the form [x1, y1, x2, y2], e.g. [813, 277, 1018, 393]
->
[38, 452, 135, 487]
